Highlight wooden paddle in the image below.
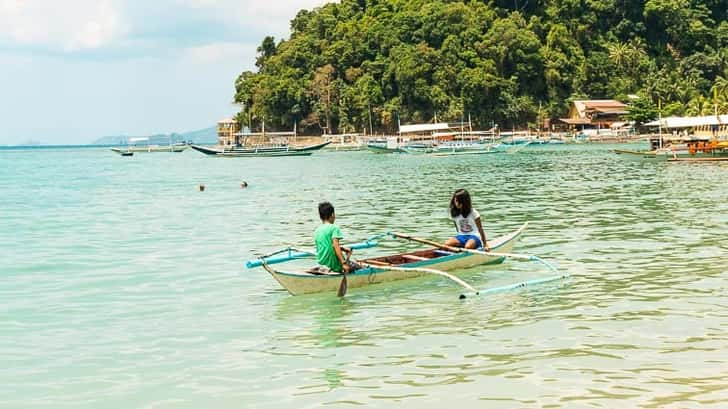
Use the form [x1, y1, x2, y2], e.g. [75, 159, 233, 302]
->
[391, 232, 547, 264]
[337, 250, 351, 297]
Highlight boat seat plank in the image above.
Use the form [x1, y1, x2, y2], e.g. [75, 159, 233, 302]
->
[402, 255, 429, 261]
[365, 259, 392, 266]
[307, 270, 340, 276]
[433, 250, 454, 256]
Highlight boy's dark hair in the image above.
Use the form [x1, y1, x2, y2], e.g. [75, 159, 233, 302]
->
[318, 201, 335, 220]
[450, 189, 473, 218]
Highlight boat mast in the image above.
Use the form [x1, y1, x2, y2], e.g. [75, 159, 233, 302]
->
[715, 87, 719, 117]
[538, 101, 542, 140]
[658, 97, 662, 149]
[461, 112, 464, 142]
[714, 87, 719, 142]
[368, 102, 373, 136]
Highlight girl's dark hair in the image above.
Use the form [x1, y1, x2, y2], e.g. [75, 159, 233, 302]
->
[450, 189, 472, 218]
[318, 201, 335, 220]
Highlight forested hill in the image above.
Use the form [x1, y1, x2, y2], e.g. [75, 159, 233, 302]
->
[234, 0, 727, 133]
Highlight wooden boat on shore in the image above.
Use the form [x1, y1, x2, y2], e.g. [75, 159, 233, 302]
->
[189, 141, 330, 157]
[254, 223, 527, 296]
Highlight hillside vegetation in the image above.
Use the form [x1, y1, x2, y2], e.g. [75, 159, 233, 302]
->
[234, 0, 727, 133]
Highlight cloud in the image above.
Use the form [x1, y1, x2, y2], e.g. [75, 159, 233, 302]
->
[66, 1, 122, 51]
[0, 0, 329, 57]
[0, 0, 333, 144]
[0, 0, 125, 51]
[0, 0, 23, 14]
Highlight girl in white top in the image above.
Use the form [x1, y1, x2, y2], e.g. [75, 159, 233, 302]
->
[445, 189, 490, 250]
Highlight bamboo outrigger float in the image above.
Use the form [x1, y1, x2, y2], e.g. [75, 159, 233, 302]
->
[246, 223, 568, 298]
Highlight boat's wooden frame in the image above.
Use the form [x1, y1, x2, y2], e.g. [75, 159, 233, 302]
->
[261, 223, 527, 295]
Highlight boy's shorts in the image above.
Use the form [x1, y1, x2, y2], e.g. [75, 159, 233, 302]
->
[455, 234, 482, 248]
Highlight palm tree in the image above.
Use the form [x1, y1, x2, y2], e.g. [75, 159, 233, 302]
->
[712, 76, 728, 100]
[686, 95, 710, 116]
[707, 75, 728, 115]
[608, 42, 629, 69]
[626, 38, 647, 71]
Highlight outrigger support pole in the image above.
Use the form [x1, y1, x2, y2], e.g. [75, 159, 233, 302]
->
[389, 232, 570, 299]
[459, 273, 570, 299]
[360, 263, 478, 294]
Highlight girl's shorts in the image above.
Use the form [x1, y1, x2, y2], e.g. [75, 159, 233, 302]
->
[455, 234, 482, 248]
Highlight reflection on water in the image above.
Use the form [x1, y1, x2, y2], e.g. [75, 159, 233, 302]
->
[1, 146, 726, 408]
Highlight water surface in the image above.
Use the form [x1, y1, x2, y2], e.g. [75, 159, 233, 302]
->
[1, 145, 726, 408]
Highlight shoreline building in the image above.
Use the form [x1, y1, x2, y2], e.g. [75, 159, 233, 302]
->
[644, 114, 728, 150]
[216, 118, 306, 147]
[217, 118, 241, 147]
[644, 115, 728, 139]
[558, 100, 630, 138]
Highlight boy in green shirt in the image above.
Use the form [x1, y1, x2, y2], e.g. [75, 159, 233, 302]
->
[314, 202, 359, 273]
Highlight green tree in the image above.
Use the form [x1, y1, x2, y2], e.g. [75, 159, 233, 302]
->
[308, 64, 338, 133]
[625, 97, 658, 125]
[256, 36, 277, 68]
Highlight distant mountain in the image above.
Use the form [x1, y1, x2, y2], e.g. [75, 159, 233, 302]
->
[93, 126, 217, 145]
[20, 139, 44, 146]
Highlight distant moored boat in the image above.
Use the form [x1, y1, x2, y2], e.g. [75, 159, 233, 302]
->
[189, 141, 331, 157]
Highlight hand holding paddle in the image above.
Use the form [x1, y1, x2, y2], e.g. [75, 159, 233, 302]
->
[337, 250, 352, 297]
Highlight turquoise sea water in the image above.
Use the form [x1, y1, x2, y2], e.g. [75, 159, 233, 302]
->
[1, 145, 726, 408]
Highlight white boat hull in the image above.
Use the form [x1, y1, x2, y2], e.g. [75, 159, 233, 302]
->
[264, 224, 527, 295]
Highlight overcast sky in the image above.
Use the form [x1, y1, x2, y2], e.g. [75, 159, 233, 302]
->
[0, 0, 328, 144]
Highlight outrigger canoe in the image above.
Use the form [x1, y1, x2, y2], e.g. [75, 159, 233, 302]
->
[251, 223, 527, 296]
[189, 141, 330, 157]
